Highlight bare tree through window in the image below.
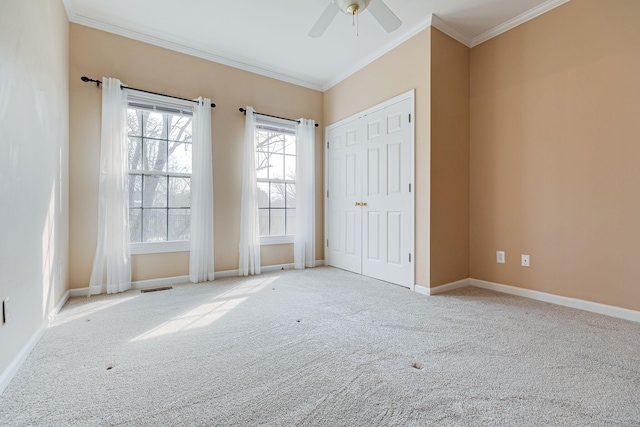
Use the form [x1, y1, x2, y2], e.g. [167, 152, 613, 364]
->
[127, 108, 192, 243]
[255, 125, 296, 237]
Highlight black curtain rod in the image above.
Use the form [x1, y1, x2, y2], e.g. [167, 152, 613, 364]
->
[239, 108, 319, 128]
[81, 76, 216, 108]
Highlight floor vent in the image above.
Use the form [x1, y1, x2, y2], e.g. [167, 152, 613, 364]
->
[140, 286, 173, 294]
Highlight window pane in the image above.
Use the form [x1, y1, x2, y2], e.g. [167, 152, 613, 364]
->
[256, 151, 269, 180]
[143, 209, 167, 242]
[286, 183, 296, 208]
[169, 209, 190, 241]
[284, 135, 296, 155]
[168, 142, 192, 173]
[168, 115, 192, 142]
[127, 110, 142, 136]
[269, 154, 284, 180]
[255, 129, 269, 152]
[144, 139, 168, 172]
[128, 175, 142, 207]
[270, 209, 285, 236]
[169, 177, 190, 208]
[286, 209, 296, 235]
[271, 183, 285, 208]
[142, 175, 167, 208]
[129, 209, 142, 243]
[257, 182, 269, 208]
[143, 111, 166, 139]
[285, 155, 296, 180]
[259, 209, 269, 236]
[128, 137, 143, 171]
[269, 133, 285, 154]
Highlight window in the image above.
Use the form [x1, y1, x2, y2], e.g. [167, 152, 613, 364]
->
[127, 104, 193, 253]
[255, 119, 296, 244]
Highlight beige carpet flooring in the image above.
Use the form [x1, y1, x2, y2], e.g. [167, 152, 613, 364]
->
[1, 266, 639, 426]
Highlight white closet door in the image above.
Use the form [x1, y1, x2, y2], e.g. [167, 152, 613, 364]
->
[325, 92, 414, 288]
[327, 120, 364, 274]
[361, 98, 412, 287]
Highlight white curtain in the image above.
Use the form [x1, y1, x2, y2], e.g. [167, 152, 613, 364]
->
[238, 106, 261, 276]
[189, 97, 215, 283]
[89, 78, 131, 295]
[294, 119, 316, 269]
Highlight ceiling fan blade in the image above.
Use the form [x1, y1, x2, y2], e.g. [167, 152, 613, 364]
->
[367, 0, 402, 33]
[308, 2, 339, 38]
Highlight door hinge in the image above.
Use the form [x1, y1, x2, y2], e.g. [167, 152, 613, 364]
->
[408, 113, 411, 123]
[326, 239, 329, 247]
[409, 253, 412, 262]
[327, 190, 329, 198]
[327, 141, 329, 149]
[409, 183, 412, 192]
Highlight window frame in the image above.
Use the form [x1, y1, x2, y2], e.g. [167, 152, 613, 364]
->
[254, 116, 297, 246]
[125, 92, 195, 255]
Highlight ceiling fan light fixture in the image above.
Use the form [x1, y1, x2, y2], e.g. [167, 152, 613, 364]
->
[332, 0, 371, 15]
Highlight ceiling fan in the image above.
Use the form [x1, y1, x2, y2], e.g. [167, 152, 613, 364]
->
[309, 0, 402, 38]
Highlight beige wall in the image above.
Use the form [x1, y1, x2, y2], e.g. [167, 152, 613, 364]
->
[324, 29, 432, 286]
[69, 24, 324, 287]
[470, 0, 640, 310]
[430, 29, 470, 286]
[0, 0, 69, 379]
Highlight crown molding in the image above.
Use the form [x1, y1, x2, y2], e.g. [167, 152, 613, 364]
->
[429, 14, 473, 48]
[65, 1, 571, 93]
[61, 0, 74, 20]
[471, 0, 571, 47]
[322, 15, 435, 91]
[68, 13, 324, 91]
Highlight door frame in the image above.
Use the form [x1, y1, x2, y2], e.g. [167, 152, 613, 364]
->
[324, 90, 416, 290]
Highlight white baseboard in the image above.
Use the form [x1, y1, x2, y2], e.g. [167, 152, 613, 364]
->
[414, 284, 431, 296]
[68, 261, 327, 295]
[414, 278, 471, 296]
[216, 260, 324, 278]
[1, 289, 71, 395]
[132, 275, 190, 289]
[471, 279, 640, 323]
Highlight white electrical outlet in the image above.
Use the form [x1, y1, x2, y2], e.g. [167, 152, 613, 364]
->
[2, 298, 9, 324]
[521, 254, 530, 267]
[496, 251, 505, 264]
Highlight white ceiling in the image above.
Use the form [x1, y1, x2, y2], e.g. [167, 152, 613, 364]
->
[63, 0, 569, 91]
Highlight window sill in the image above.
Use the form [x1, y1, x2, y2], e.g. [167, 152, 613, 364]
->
[129, 241, 190, 255]
[260, 235, 294, 246]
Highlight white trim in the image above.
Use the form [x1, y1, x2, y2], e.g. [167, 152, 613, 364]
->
[61, 0, 74, 20]
[215, 263, 295, 279]
[131, 275, 190, 289]
[67, 262, 326, 297]
[470, 0, 571, 47]
[471, 279, 640, 323]
[1, 290, 70, 395]
[67, 14, 323, 91]
[322, 17, 434, 91]
[69, 288, 90, 298]
[325, 90, 416, 131]
[260, 235, 295, 246]
[129, 241, 190, 255]
[413, 278, 471, 296]
[430, 14, 473, 48]
[430, 278, 471, 295]
[414, 284, 431, 297]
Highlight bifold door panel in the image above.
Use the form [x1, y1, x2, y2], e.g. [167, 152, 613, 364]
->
[326, 96, 413, 288]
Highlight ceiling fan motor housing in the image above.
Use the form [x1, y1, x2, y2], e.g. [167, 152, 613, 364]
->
[333, 0, 371, 15]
